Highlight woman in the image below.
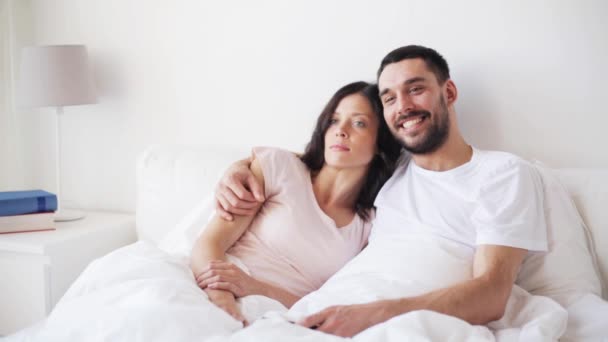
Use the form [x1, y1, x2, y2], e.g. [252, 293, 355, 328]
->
[190, 81, 401, 323]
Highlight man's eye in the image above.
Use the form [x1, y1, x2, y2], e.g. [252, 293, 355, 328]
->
[383, 97, 395, 104]
[409, 87, 423, 94]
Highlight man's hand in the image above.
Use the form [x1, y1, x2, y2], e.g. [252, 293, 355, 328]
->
[205, 288, 246, 324]
[196, 260, 266, 298]
[297, 300, 397, 337]
[215, 158, 265, 221]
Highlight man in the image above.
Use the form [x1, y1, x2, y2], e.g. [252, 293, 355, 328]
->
[213, 45, 547, 337]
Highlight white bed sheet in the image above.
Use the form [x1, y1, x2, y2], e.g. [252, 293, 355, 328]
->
[4, 236, 573, 342]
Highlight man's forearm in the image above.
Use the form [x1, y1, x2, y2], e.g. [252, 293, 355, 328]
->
[388, 276, 511, 325]
[299, 246, 525, 337]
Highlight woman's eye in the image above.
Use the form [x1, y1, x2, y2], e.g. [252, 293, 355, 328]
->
[329, 118, 338, 125]
[354, 121, 366, 128]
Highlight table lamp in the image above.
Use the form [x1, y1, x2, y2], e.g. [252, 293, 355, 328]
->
[17, 45, 97, 221]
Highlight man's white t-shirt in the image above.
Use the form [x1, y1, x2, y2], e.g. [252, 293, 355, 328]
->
[372, 148, 548, 252]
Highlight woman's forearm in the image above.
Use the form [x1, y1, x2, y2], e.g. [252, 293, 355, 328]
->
[190, 239, 227, 276]
[190, 211, 258, 276]
[205, 288, 245, 322]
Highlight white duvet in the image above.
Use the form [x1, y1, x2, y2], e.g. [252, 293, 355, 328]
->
[7, 235, 568, 342]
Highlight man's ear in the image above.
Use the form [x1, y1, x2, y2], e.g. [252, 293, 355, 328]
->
[444, 79, 458, 105]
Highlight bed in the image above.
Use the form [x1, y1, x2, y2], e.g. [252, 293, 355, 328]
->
[5, 144, 608, 341]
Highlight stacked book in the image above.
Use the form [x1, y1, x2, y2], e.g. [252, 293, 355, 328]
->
[0, 190, 58, 234]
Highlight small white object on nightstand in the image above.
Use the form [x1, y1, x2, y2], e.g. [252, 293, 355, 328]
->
[0, 211, 137, 335]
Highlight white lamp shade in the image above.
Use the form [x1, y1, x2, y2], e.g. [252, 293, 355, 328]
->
[18, 45, 97, 107]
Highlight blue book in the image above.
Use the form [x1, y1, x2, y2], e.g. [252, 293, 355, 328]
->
[0, 190, 58, 217]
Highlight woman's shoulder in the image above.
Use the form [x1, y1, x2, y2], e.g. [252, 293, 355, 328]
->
[252, 146, 298, 161]
[250, 147, 309, 199]
[252, 146, 307, 180]
[252, 146, 303, 168]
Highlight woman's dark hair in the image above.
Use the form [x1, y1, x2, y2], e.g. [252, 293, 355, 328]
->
[300, 81, 402, 221]
[377, 45, 450, 84]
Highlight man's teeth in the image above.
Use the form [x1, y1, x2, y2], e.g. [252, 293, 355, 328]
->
[402, 117, 423, 129]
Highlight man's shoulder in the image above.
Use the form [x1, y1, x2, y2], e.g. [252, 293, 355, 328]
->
[475, 148, 534, 177]
[474, 148, 541, 195]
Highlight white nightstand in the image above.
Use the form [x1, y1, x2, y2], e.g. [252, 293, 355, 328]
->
[0, 211, 137, 335]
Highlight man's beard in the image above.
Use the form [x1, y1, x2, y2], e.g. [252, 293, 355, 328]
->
[396, 96, 450, 155]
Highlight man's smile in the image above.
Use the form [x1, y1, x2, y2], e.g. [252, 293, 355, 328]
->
[396, 113, 429, 133]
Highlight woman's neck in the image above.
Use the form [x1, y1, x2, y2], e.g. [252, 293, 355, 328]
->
[312, 165, 367, 210]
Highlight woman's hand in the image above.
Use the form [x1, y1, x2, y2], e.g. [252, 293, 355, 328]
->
[198, 260, 301, 308]
[205, 288, 246, 324]
[197, 260, 266, 298]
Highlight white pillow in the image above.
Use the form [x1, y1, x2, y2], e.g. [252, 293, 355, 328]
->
[561, 293, 608, 341]
[555, 168, 608, 298]
[157, 195, 216, 257]
[516, 163, 602, 306]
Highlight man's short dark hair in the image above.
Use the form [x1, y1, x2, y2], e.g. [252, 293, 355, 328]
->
[377, 45, 450, 84]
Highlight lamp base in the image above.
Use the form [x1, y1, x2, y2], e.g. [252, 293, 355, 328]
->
[54, 209, 86, 222]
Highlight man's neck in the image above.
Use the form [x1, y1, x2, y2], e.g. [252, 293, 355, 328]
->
[411, 137, 473, 172]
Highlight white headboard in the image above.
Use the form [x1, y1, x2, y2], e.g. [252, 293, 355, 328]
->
[135, 144, 249, 244]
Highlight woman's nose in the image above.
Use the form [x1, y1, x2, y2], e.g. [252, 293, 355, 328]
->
[335, 126, 348, 138]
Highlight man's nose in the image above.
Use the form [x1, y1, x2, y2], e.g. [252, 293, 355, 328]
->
[397, 95, 414, 116]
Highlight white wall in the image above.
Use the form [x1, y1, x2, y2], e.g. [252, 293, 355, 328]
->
[13, 0, 608, 212]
